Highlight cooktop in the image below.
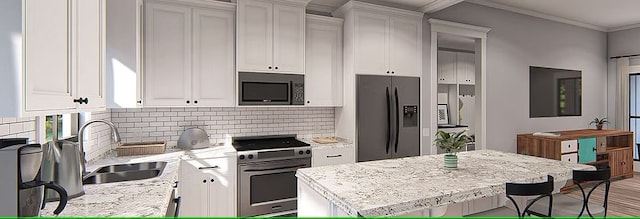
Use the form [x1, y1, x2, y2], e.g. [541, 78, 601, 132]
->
[232, 135, 310, 151]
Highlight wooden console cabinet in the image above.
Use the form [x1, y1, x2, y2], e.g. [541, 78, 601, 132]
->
[517, 129, 634, 179]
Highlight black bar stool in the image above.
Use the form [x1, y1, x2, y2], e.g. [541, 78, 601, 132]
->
[467, 175, 554, 218]
[527, 168, 611, 218]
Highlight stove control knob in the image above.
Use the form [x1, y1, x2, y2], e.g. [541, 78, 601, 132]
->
[248, 154, 254, 159]
[298, 151, 304, 155]
[239, 155, 245, 160]
[306, 150, 311, 154]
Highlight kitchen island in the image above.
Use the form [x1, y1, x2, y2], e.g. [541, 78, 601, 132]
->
[296, 150, 594, 216]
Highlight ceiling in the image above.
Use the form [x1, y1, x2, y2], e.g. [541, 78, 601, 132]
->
[471, 0, 640, 32]
[308, 0, 640, 32]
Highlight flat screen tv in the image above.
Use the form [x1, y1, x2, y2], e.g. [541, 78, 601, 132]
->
[529, 66, 582, 118]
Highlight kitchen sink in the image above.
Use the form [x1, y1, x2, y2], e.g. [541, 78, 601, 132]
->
[94, 161, 166, 173]
[83, 161, 167, 185]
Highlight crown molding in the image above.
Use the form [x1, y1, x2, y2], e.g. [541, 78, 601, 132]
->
[333, 1, 423, 19]
[420, 0, 463, 13]
[466, 0, 607, 32]
[306, 2, 337, 14]
[609, 23, 640, 32]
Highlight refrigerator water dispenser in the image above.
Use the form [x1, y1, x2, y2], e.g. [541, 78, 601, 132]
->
[403, 105, 418, 127]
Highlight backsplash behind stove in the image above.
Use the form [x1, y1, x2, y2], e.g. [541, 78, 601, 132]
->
[110, 107, 335, 147]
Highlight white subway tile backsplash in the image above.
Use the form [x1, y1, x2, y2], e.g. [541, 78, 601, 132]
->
[111, 107, 335, 147]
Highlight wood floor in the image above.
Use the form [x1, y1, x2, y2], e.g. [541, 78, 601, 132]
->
[565, 172, 640, 216]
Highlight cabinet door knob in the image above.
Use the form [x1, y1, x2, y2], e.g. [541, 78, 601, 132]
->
[202, 179, 206, 183]
[137, 100, 142, 104]
[194, 100, 198, 104]
[391, 71, 395, 74]
[210, 179, 215, 182]
[275, 66, 279, 70]
[268, 66, 272, 69]
[387, 71, 390, 74]
[306, 101, 310, 104]
[186, 100, 190, 104]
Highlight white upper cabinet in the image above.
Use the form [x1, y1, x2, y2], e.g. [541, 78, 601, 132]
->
[437, 50, 475, 85]
[353, 12, 388, 75]
[144, 2, 192, 107]
[437, 50, 456, 84]
[0, 0, 106, 116]
[237, 0, 273, 72]
[389, 17, 421, 77]
[338, 2, 422, 77]
[237, 0, 309, 74]
[143, 0, 235, 107]
[106, 0, 144, 108]
[272, 4, 305, 73]
[74, 0, 106, 110]
[305, 15, 343, 107]
[192, 7, 235, 106]
[456, 52, 475, 84]
[24, 0, 75, 112]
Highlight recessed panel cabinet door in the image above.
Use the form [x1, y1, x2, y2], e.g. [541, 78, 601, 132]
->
[24, 0, 76, 111]
[272, 4, 304, 73]
[354, 12, 388, 75]
[179, 160, 210, 216]
[144, 2, 191, 106]
[437, 50, 456, 84]
[456, 52, 475, 84]
[192, 8, 235, 107]
[305, 18, 342, 106]
[237, 0, 273, 72]
[74, 0, 106, 109]
[389, 17, 420, 77]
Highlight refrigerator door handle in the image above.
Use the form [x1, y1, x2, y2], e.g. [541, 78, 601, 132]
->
[386, 87, 391, 154]
[394, 87, 400, 153]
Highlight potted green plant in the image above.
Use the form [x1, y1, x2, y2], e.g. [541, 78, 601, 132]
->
[434, 130, 470, 169]
[589, 117, 609, 130]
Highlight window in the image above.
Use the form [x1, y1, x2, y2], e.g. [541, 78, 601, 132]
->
[630, 73, 640, 160]
[45, 114, 79, 141]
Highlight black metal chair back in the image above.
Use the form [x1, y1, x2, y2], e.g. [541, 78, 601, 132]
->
[572, 167, 611, 218]
[506, 175, 554, 218]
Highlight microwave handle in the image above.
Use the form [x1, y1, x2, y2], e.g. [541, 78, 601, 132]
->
[289, 81, 294, 105]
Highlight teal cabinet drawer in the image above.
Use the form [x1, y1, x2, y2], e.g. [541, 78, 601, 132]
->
[577, 137, 596, 163]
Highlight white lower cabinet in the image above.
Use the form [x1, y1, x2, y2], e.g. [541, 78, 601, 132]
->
[312, 147, 355, 167]
[179, 157, 236, 216]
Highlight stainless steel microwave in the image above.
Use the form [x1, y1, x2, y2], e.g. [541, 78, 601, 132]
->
[238, 72, 304, 106]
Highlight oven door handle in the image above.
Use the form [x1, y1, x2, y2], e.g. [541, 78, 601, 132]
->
[244, 164, 308, 172]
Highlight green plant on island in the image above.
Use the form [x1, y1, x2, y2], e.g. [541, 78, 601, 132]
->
[434, 130, 471, 154]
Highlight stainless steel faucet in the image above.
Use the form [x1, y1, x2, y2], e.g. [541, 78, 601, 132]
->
[78, 120, 121, 175]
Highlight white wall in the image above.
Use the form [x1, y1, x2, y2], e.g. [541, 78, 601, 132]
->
[608, 27, 640, 58]
[426, 2, 608, 152]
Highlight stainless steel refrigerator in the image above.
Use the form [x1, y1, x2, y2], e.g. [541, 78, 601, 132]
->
[357, 75, 420, 162]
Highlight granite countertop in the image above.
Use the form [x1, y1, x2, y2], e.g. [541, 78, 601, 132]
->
[300, 137, 353, 150]
[296, 149, 594, 216]
[41, 145, 236, 217]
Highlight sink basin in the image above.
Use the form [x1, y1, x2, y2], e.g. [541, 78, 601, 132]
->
[83, 162, 167, 185]
[95, 161, 166, 173]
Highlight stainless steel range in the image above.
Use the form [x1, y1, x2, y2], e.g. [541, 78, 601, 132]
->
[233, 135, 311, 216]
